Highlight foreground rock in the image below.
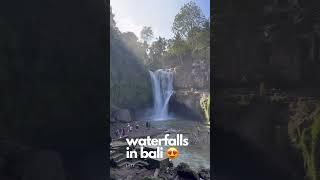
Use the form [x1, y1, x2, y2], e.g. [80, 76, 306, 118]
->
[114, 109, 132, 123]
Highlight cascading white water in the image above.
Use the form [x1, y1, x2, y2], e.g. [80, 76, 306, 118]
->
[149, 69, 174, 120]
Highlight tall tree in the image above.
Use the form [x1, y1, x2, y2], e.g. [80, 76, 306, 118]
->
[168, 33, 190, 64]
[140, 26, 154, 43]
[189, 18, 210, 59]
[172, 1, 206, 38]
[149, 36, 167, 61]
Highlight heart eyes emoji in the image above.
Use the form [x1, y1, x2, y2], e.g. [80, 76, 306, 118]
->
[166, 147, 179, 159]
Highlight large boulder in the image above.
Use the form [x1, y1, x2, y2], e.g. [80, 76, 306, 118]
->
[114, 109, 132, 123]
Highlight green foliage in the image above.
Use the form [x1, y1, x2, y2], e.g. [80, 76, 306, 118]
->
[288, 100, 320, 180]
[149, 37, 167, 59]
[120, 31, 148, 65]
[148, 36, 167, 68]
[172, 1, 206, 38]
[167, 33, 191, 64]
[169, 33, 190, 54]
[166, 2, 210, 65]
[140, 26, 154, 43]
[189, 19, 210, 60]
[110, 66, 151, 108]
[110, 11, 152, 109]
[200, 94, 210, 122]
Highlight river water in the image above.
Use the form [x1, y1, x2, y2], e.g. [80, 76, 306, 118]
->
[146, 117, 210, 171]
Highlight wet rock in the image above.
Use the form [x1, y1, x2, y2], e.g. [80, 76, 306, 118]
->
[115, 109, 132, 123]
[176, 162, 199, 180]
[173, 90, 209, 120]
[198, 168, 210, 180]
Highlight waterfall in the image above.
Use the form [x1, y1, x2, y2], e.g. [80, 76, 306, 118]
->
[149, 69, 174, 120]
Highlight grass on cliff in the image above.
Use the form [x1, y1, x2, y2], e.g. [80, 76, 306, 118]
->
[288, 100, 320, 180]
[200, 94, 210, 123]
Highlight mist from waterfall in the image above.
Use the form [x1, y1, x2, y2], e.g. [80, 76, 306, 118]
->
[148, 69, 174, 120]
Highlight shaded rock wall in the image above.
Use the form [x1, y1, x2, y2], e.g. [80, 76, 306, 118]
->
[173, 58, 210, 90]
[168, 55, 210, 120]
[173, 90, 209, 120]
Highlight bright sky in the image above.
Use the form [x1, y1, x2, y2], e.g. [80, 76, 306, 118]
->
[110, 0, 210, 41]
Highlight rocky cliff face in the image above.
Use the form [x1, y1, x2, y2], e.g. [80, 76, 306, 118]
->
[173, 58, 210, 90]
[168, 56, 210, 121]
[173, 90, 210, 121]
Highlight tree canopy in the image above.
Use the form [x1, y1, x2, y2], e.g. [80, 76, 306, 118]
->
[140, 26, 154, 43]
[149, 37, 167, 60]
[172, 1, 206, 38]
[110, 2, 210, 70]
